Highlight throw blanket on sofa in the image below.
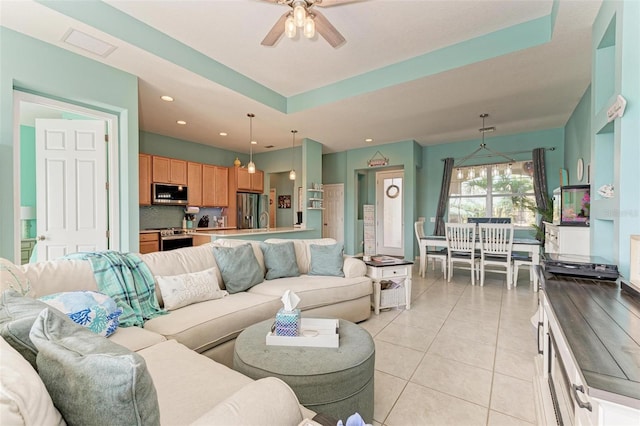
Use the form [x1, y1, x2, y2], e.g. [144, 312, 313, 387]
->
[65, 251, 166, 327]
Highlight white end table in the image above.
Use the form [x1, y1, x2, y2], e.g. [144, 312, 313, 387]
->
[359, 257, 413, 314]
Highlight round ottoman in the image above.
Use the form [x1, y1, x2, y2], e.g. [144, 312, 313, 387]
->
[233, 319, 375, 423]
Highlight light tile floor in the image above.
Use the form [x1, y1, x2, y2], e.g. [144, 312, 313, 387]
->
[360, 264, 539, 426]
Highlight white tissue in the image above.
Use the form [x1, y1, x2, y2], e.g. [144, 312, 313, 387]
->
[281, 290, 300, 312]
[184, 206, 200, 214]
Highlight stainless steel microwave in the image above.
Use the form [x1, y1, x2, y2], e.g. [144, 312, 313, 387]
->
[152, 183, 188, 205]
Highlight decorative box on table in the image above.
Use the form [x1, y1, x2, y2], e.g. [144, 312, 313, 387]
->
[275, 308, 301, 337]
[267, 318, 339, 348]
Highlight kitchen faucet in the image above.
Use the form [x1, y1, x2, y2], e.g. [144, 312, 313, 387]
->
[259, 211, 270, 230]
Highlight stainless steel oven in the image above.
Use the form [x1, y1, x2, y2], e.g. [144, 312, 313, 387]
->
[159, 229, 193, 251]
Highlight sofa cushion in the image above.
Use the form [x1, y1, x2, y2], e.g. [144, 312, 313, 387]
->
[0, 257, 33, 297]
[143, 292, 280, 354]
[0, 336, 65, 426]
[343, 256, 367, 278]
[309, 243, 345, 277]
[191, 377, 304, 426]
[140, 244, 221, 299]
[30, 308, 160, 426]
[108, 325, 167, 352]
[20, 259, 99, 298]
[261, 241, 300, 280]
[212, 244, 264, 294]
[0, 290, 70, 369]
[155, 267, 227, 310]
[39, 291, 122, 337]
[249, 275, 372, 311]
[138, 339, 254, 425]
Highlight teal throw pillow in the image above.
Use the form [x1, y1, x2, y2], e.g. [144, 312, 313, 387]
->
[260, 242, 300, 280]
[212, 244, 264, 293]
[309, 243, 345, 277]
[39, 291, 123, 337]
[29, 308, 161, 426]
[0, 289, 70, 369]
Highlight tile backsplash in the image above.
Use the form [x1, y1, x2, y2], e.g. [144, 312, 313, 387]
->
[140, 206, 225, 230]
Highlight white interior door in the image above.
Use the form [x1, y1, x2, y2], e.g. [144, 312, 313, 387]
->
[323, 183, 344, 242]
[36, 119, 108, 260]
[376, 170, 404, 256]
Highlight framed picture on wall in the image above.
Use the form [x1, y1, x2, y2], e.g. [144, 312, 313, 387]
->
[278, 195, 291, 209]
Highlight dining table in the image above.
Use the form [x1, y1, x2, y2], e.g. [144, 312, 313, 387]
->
[420, 235, 542, 291]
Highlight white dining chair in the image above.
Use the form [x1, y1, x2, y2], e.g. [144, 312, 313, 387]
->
[512, 251, 533, 287]
[414, 220, 446, 278]
[478, 223, 515, 288]
[445, 223, 477, 285]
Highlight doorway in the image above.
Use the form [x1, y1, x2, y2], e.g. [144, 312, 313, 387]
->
[13, 91, 120, 263]
[376, 170, 404, 256]
[323, 184, 344, 242]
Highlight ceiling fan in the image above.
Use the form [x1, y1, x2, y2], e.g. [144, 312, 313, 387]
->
[260, 0, 358, 48]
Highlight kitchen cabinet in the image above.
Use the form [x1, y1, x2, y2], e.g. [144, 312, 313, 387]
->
[187, 162, 203, 206]
[544, 222, 590, 256]
[236, 167, 264, 193]
[139, 153, 152, 206]
[202, 165, 229, 207]
[152, 156, 187, 185]
[139, 232, 159, 254]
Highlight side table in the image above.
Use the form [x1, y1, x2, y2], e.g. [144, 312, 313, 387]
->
[359, 257, 413, 314]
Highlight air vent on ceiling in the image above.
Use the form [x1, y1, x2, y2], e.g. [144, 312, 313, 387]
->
[62, 28, 116, 57]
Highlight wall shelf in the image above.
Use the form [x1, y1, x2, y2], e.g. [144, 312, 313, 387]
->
[308, 186, 323, 210]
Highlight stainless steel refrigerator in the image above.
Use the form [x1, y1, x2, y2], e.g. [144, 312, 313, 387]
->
[236, 193, 268, 229]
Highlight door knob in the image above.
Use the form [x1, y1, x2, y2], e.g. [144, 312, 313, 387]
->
[37, 235, 46, 241]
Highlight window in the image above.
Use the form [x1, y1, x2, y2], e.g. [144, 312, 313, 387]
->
[448, 161, 536, 227]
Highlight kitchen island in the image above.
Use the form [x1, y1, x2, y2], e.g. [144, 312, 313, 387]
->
[191, 227, 314, 245]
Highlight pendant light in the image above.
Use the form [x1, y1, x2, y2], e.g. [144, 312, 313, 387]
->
[289, 130, 297, 181]
[247, 113, 256, 174]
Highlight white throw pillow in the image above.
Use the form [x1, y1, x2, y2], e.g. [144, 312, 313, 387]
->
[155, 267, 227, 310]
[0, 336, 66, 426]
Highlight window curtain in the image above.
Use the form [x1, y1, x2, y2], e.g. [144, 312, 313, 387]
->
[532, 148, 548, 239]
[434, 157, 454, 236]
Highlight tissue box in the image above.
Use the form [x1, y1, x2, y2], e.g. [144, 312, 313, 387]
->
[275, 308, 301, 337]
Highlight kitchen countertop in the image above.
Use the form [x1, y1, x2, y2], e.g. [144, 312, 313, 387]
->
[539, 267, 640, 408]
[192, 227, 311, 238]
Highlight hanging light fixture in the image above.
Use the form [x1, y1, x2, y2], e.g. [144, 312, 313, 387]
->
[285, 14, 297, 38]
[289, 130, 297, 181]
[247, 113, 256, 174]
[303, 14, 315, 38]
[492, 165, 500, 177]
[468, 168, 476, 179]
[480, 167, 487, 178]
[457, 168, 463, 179]
[505, 163, 512, 177]
[283, 1, 315, 40]
[293, 1, 307, 27]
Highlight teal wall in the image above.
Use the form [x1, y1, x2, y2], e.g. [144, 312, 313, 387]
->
[323, 140, 421, 257]
[0, 28, 139, 262]
[270, 172, 296, 228]
[589, 1, 640, 277]
[140, 131, 242, 167]
[20, 125, 36, 207]
[564, 86, 592, 185]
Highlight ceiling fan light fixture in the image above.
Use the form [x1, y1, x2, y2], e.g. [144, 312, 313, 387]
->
[285, 15, 297, 38]
[293, 3, 307, 27]
[303, 15, 315, 38]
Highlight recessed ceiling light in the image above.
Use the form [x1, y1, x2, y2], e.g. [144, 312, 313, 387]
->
[177, 120, 187, 125]
[365, 138, 373, 142]
[219, 132, 228, 136]
[62, 28, 116, 57]
[161, 95, 174, 102]
[251, 140, 258, 145]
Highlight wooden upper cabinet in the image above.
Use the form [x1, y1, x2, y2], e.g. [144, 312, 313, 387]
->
[187, 162, 203, 206]
[236, 167, 263, 193]
[139, 154, 152, 206]
[203, 165, 229, 207]
[152, 156, 187, 185]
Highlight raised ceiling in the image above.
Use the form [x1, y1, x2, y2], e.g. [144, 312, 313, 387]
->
[0, 0, 602, 154]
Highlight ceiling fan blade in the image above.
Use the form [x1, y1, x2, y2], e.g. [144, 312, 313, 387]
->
[312, 9, 346, 48]
[315, 0, 365, 7]
[261, 11, 289, 46]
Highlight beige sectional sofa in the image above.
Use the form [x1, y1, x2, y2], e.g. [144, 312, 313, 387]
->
[1, 238, 373, 425]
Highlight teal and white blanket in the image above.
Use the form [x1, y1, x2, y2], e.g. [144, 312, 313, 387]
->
[65, 251, 166, 327]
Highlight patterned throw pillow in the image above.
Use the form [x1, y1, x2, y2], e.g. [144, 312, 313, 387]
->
[155, 267, 228, 310]
[39, 291, 122, 337]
